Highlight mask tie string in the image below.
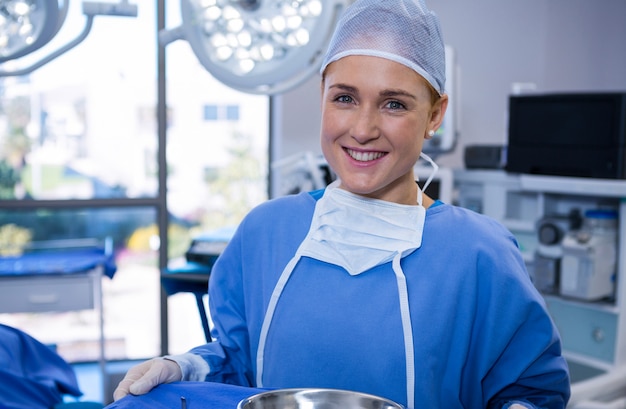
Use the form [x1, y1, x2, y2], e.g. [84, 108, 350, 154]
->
[392, 253, 415, 409]
[256, 253, 301, 386]
[418, 152, 439, 204]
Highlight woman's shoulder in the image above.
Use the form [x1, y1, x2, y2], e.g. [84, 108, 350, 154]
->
[239, 191, 318, 232]
[249, 191, 317, 215]
[427, 203, 515, 240]
[423, 204, 528, 281]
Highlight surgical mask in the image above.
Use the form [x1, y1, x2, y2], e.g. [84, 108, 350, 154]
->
[256, 152, 439, 409]
[298, 180, 425, 275]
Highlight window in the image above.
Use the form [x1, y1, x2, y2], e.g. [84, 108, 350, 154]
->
[203, 105, 219, 121]
[226, 105, 239, 121]
[0, 0, 269, 362]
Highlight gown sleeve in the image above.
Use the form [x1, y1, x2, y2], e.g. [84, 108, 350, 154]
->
[184, 220, 256, 386]
[180, 193, 313, 386]
[469, 226, 570, 408]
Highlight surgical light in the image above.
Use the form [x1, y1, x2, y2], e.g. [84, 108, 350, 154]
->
[0, 0, 69, 63]
[160, 0, 349, 95]
[0, 0, 138, 77]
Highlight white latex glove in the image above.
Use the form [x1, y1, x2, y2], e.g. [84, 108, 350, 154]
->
[113, 357, 183, 401]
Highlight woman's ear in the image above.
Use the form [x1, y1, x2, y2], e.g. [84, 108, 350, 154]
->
[428, 94, 449, 136]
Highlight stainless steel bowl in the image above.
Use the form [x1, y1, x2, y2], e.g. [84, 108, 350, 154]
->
[237, 388, 404, 409]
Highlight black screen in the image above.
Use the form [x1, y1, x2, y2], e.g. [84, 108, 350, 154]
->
[506, 92, 626, 178]
[508, 93, 626, 148]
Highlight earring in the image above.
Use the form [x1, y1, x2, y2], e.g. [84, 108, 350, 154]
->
[428, 130, 435, 137]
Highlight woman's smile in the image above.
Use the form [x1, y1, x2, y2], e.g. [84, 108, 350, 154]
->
[344, 148, 387, 162]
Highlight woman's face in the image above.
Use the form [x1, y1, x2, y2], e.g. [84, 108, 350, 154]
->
[321, 55, 447, 205]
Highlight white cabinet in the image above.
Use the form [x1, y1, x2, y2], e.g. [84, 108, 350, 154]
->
[454, 170, 626, 374]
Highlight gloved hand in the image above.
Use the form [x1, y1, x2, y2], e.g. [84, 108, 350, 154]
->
[113, 357, 183, 401]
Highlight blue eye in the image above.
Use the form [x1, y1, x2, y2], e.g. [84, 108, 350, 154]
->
[336, 95, 354, 104]
[387, 100, 406, 110]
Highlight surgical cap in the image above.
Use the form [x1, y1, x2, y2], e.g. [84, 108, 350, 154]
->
[320, 0, 446, 95]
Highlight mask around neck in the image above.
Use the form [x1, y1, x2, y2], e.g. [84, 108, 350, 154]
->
[297, 181, 426, 276]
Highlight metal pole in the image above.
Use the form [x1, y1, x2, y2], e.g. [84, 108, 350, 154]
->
[157, 0, 170, 356]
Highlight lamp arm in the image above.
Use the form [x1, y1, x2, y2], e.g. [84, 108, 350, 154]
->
[158, 26, 187, 47]
[0, 15, 95, 78]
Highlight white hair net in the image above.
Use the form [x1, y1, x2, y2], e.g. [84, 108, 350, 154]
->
[320, 0, 446, 95]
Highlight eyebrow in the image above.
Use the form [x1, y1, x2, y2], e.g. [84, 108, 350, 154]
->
[380, 89, 417, 100]
[329, 83, 357, 94]
[329, 83, 417, 100]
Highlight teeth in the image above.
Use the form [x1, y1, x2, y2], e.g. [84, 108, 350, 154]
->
[347, 149, 385, 162]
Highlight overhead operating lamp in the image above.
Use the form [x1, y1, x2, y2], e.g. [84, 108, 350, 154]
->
[160, 0, 349, 95]
[0, 0, 69, 62]
[0, 0, 137, 77]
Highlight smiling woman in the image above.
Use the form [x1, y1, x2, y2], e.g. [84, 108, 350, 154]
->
[111, 0, 569, 408]
[320, 54, 446, 204]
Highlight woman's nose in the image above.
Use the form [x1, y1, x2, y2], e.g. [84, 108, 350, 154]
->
[351, 108, 380, 144]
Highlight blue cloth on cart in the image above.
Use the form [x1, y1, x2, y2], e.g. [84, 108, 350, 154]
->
[105, 381, 265, 409]
[0, 248, 116, 278]
[0, 324, 83, 409]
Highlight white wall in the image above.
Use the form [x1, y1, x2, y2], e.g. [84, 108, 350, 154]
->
[271, 0, 626, 170]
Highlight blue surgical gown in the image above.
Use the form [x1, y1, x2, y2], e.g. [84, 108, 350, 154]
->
[186, 191, 570, 408]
